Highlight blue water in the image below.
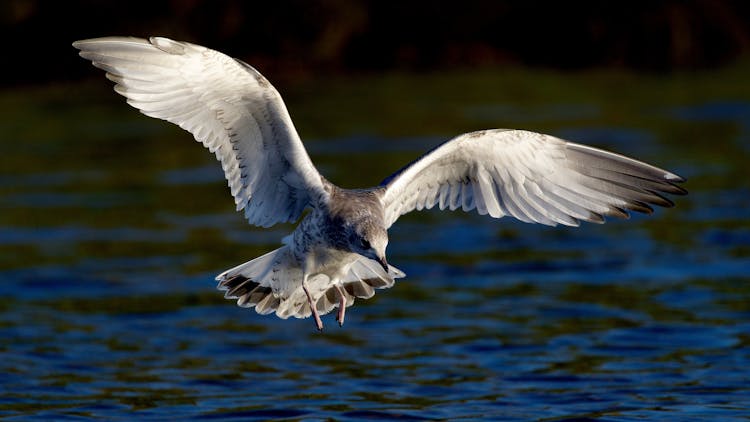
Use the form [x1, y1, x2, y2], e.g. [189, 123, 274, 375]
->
[1, 79, 749, 420]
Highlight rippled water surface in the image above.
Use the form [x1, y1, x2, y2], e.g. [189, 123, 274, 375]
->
[1, 67, 749, 420]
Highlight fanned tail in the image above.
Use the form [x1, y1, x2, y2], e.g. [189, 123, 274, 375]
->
[216, 247, 297, 315]
[216, 247, 405, 320]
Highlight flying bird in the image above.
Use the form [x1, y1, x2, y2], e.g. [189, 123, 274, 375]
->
[74, 37, 686, 330]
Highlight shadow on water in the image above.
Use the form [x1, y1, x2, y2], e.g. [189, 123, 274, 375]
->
[1, 64, 749, 420]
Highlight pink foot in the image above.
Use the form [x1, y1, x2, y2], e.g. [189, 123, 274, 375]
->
[312, 308, 323, 331]
[335, 284, 347, 327]
[303, 284, 323, 331]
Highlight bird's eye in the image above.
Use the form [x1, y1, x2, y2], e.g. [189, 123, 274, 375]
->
[360, 239, 371, 249]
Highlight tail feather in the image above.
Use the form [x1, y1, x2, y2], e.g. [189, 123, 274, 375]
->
[315, 286, 347, 315]
[254, 290, 281, 315]
[216, 246, 406, 321]
[221, 274, 259, 299]
[345, 280, 375, 299]
[345, 259, 404, 289]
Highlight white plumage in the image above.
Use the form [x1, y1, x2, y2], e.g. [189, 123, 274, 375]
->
[75, 36, 327, 228]
[74, 36, 686, 330]
[381, 129, 685, 228]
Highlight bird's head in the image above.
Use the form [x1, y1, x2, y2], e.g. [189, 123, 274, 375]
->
[349, 218, 389, 272]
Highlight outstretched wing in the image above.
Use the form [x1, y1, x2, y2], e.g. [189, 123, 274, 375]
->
[380, 129, 686, 228]
[74, 36, 327, 227]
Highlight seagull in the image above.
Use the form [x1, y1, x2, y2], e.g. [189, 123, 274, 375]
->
[74, 36, 686, 330]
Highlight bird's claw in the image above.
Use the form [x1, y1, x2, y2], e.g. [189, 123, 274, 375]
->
[313, 312, 324, 331]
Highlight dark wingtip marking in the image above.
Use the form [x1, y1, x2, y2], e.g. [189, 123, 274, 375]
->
[665, 172, 687, 184]
[605, 207, 630, 220]
[219, 275, 253, 296]
[625, 200, 654, 214]
[586, 212, 606, 224]
[362, 277, 392, 289]
[667, 182, 688, 195]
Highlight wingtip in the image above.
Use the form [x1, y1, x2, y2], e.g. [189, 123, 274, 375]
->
[148, 36, 187, 55]
[605, 206, 631, 220]
[666, 177, 688, 195]
[586, 212, 606, 224]
[71, 37, 111, 49]
[629, 201, 654, 214]
[665, 172, 687, 184]
[672, 184, 688, 195]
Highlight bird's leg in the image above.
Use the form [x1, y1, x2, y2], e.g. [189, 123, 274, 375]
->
[334, 284, 347, 327]
[302, 275, 323, 331]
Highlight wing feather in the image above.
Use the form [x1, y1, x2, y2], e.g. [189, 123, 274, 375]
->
[379, 129, 685, 228]
[74, 36, 327, 227]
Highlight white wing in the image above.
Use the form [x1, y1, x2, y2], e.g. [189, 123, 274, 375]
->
[74, 36, 327, 227]
[380, 129, 686, 228]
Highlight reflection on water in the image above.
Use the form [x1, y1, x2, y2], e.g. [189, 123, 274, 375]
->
[1, 67, 749, 420]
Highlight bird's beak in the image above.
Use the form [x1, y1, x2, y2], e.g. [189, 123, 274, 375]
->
[377, 256, 389, 272]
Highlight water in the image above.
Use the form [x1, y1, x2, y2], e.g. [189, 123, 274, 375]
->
[1, 67, 750, 420]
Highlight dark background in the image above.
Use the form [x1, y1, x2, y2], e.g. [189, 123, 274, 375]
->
[3, 2, 750, 419]
[3, 0, 750, 87]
